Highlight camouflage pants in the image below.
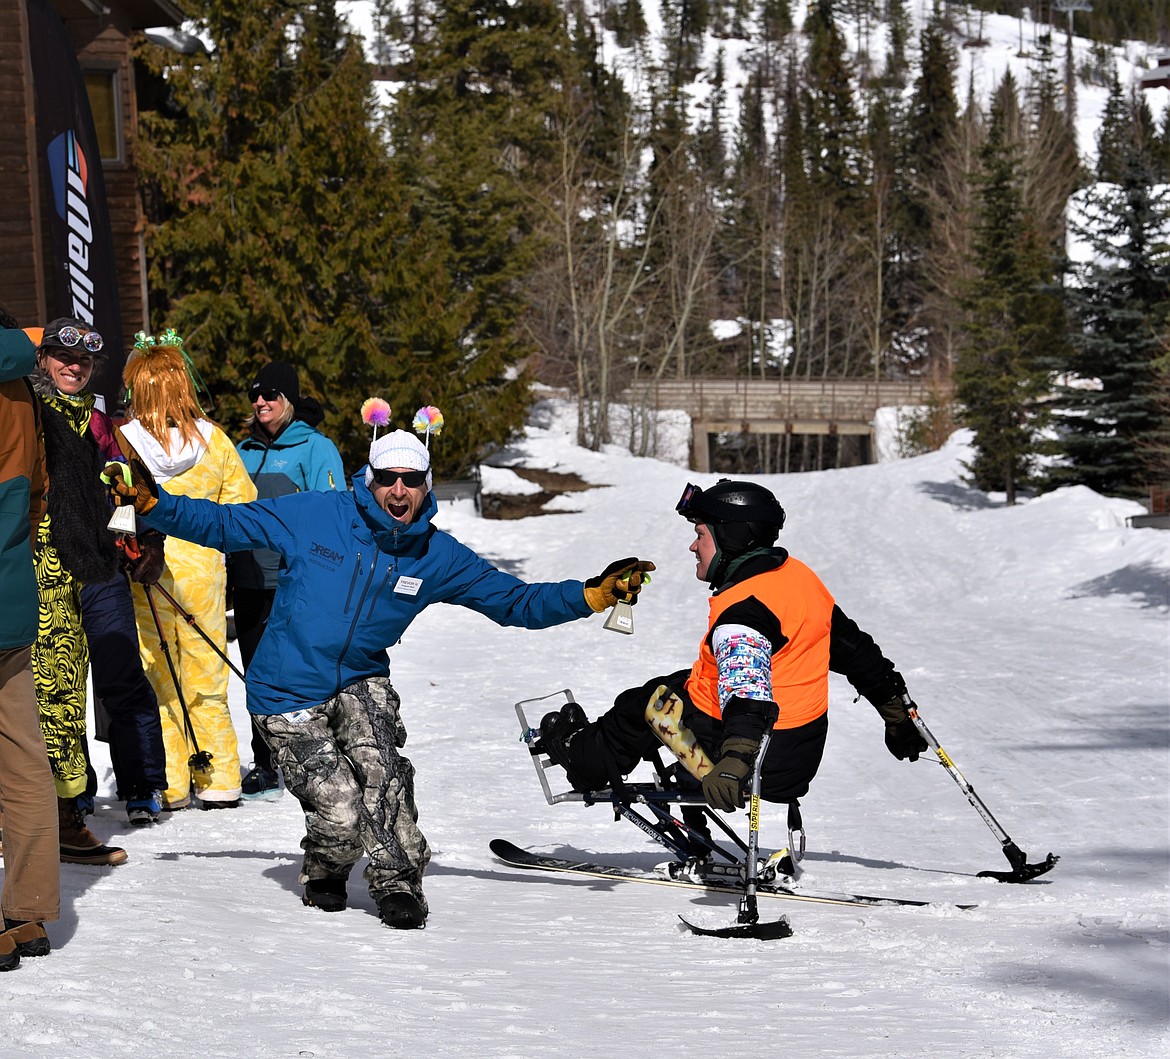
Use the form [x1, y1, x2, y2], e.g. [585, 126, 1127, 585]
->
[253, 677, 430, 909]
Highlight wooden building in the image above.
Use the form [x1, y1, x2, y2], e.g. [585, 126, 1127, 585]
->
[1140, 57, 1170, 91]
[0, 0, 183, 397]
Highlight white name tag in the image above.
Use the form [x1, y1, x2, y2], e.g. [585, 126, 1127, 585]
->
[394, 575, 423, 597]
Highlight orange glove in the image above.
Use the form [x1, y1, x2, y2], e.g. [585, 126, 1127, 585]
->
[101, 457, 159, 516]
[583, 558, 655, 613]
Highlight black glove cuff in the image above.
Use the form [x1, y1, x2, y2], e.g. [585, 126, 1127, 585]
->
[861, 671, 908, 708]
[874, 692, 913, 725]
[721, 697, 779, 743]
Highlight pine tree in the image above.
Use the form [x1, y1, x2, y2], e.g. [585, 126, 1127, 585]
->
[605, 0, 648, 48]
[390, 0, 583, 470]
[659, 0, 710, 88]
[726, 69, 779, 376]
[956, 90, 1061, 505]
[759, 0, 792, 44]
[1047, 150, 1170, 498]
[137, 1, 456, 472]
[882, 0, 912, 86]
[1152, 106, 1170, 183]
[883, 10, 960, 379]
[523, 4, 647, 450]
[802, 0, 865, 209]
[1021, 34, 1082, 259]
[1096, 68, 1131, 184]
[694, 48, 729, 183]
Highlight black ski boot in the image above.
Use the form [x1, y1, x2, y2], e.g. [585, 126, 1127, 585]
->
[680, 804, 717, 860]
[378, 892, 427, 930]
[302, 877, 348, 912]
[539, 703, 611, 792]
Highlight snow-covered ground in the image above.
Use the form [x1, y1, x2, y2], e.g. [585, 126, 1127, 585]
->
[4, 399, 1167, 1058]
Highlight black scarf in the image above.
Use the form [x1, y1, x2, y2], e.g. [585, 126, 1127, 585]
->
[38, 391, 119, 585]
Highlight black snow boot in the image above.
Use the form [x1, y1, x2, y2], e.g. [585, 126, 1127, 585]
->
[302, 877, 348, 913]
[538, 703, 612, 793]
[378, 892, 427, 930]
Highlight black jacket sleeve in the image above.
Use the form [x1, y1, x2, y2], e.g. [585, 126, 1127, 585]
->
[829, 605, 906, 705]
[708, 595, 785, 651]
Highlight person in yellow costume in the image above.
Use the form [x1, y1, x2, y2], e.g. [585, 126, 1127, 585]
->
[119, 331, 256, 810]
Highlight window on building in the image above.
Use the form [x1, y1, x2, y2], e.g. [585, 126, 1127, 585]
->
[83, 69, 121, 162]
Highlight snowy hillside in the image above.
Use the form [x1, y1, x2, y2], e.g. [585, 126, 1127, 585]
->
[4, 399, 1167, 1058]
[339, 0, 1170, 162]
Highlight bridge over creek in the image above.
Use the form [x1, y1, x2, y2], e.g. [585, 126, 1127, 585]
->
[621, 377, 938, 472]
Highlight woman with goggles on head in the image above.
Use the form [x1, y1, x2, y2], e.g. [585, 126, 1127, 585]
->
[229, 362, 345, 801]
[25, 317, 150, 866]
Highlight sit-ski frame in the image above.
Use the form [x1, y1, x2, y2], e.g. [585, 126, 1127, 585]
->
[514, 689, 806, 892]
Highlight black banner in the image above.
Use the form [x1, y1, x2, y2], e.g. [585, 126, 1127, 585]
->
[26, 0, 124, 409]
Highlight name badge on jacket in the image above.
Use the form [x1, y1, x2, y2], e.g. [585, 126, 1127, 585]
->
[394, 576, 423, 597]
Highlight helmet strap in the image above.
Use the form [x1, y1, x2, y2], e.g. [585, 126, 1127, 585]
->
[706, 538, 728, 588]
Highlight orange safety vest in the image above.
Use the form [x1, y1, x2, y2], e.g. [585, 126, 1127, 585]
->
[685, 556, 835, 730]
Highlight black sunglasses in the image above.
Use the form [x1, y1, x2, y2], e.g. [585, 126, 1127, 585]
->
[372, 468, 428, 489]
[249, 387, 283, 402]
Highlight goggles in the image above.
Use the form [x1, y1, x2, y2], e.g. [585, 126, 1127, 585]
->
[50, 325, 104, 354]
[249, 386, 283, 402]
[372, 468, 428, 489]
[676, 482, 703, 518]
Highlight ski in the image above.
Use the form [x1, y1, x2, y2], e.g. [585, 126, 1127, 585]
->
[490, 840, 976, 910]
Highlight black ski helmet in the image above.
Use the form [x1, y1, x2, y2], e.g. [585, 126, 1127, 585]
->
[676, 479, 786, 585]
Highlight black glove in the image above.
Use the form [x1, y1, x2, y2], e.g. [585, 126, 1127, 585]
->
[126, 531, 165, 585]
[583, 557, 656, 613]
[701, 736, 759, 812]
[874, 693, 928, 762]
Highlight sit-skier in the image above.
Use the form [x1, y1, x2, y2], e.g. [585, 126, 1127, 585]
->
[539, 479, 927, 851]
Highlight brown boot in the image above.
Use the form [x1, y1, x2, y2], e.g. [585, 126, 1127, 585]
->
[57, 798, 128, 866]
[2, 920, 50, 957]
[0, 930, 18, 972]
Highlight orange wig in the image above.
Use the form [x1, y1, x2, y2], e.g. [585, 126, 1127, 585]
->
[123, 343, 208, 456]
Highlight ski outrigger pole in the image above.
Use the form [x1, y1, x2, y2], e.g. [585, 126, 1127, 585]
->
[908, 705, 1058, 883]
[678, 727, 793, 941]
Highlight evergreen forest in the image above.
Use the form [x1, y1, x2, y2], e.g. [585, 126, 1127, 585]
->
[135, 0, 1170, 502]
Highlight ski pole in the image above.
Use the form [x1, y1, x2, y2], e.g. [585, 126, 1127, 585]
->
[144, 584, 213, 773]
[150, 581, 246, 682]
[907, 704, 1058, 883]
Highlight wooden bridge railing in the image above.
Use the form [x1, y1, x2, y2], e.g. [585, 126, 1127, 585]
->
[620, 376, 943, 472]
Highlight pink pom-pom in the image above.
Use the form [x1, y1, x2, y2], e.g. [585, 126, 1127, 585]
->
[361, 398, 392, 427]
[413, 406, 444, 436]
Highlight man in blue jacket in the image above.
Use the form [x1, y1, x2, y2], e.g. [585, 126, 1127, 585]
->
[108, 426, 651, 929]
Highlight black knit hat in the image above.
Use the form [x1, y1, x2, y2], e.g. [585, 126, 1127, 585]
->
[250, 361, 300, 404]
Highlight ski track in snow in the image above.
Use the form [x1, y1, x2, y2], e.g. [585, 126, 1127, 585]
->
[2, 406, 1168, 1057]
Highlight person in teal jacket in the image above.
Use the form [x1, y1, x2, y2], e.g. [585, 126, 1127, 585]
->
[108, 425, 652, 930]
[0, 312, 58, 969]
[229, 362, 345, 799]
